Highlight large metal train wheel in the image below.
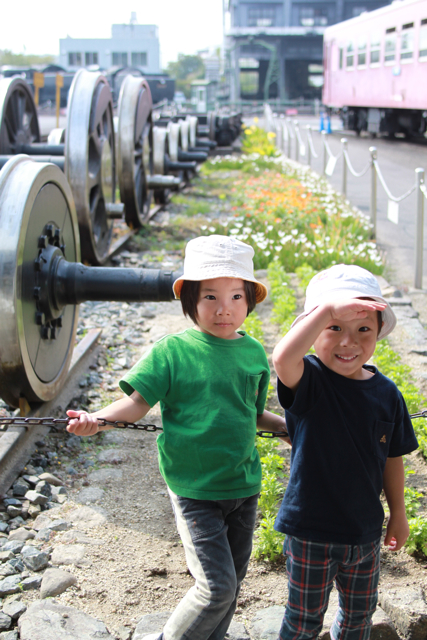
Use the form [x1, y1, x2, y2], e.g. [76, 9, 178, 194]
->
[117, 75, 153, 228]
[0, 156, 80, 408]
[0, 77, 41, 154]
[65, 69, 115, 265]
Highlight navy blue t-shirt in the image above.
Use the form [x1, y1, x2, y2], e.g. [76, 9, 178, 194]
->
[275, 355, 418, 545]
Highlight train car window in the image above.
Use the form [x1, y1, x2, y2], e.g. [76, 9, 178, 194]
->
[339, 47, 344, 69]
[419, 20, 427, 58]
[401, 23, 414, 61]
[346, 42, 354, 68]
[358, 38, 367, 66]
[384, 28, 396, 63]
[370, 32, 381, 65]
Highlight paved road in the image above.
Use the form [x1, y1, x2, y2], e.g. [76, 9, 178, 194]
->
[283, 115, 427, 289]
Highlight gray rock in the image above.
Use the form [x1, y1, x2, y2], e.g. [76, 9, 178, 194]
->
[18, 600, 116, 639]
[0, 631, 18, 640]
[40, 568, 77, 598]
[21, 575, 42, 590]
[249, 605, 285, 640]
[3, 500, 21, 508]
[5, 507, 21, 518]
[51, 485, 68, 495]
[46, 519, 71, 532]
[0, 564, 17, 577]
[225, 620, 250, 639]
[51, 544, 86, 566]
[0, 524, 8, 534]
[34, 481, 52, 498]
[378, 588, 427, 640]
[0, 551, 14, 563]
[35, 528, 52, 542]
[8, 528, 35, 542]
[1, 541, 24, 555]
[75, 487, 104, 504]
[8, 558, 24, 573]
[22, 475, 39, 486]
[21, 546, 49, 572]
[133, 612, 173, 639]
[0, 576, 22, 597]
[88, 467, 123, 483]
[58, 530, 105, 545]
[0, 613, 11, 631]
[98, 449, 129, 464]
[38, 473, 64, 486]
[2, 600, 26, 619]
[102, 431, 126, 445]
[12, 479, 29, 497]
[24, 491, 48, 506]
[32, 514, 53, 531]
[66, 505, 107, 529]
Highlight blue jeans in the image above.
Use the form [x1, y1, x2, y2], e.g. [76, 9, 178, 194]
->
[280, 535, 381, 640]
[161, 489, 259, 640]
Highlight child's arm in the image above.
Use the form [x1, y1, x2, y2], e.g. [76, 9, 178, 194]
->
[257, 410, 291, 445]
[66, 391, 151, 437]
[272, 299, 386, 391]
[382, 456, 409, 551]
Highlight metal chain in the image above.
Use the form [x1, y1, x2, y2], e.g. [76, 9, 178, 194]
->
[0, 416, 289, 438]
[0, 417, 162, 433]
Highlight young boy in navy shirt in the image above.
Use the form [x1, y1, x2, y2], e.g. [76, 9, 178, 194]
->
[272, 264, 418, 640]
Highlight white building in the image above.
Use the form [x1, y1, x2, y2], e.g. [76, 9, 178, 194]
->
[59, 17, 160, 73]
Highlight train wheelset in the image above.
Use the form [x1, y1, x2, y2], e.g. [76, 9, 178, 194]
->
[0, 156, 180, 409]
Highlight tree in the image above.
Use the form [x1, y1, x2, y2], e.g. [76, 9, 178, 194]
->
[165, 54, 205, 98]
[0, 50, 55, 67]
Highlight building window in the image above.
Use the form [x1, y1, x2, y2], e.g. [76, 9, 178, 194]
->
[239, 58, 259, 68]
[370, 32, 381, 64]
[339, 47, 343, 69]
[299, 7, 328, 27]
[247, 6, 276, 27]
[85, 52, 98, 66]
[68, 52, 82, 66]
[384, 28, 396, 62]
[346, 41, 354, 68]
[112, 52, 128, 66]
[240, 71, 259, 94]
[420, 19, 427, 58]
[357, 38, 366, 65]
[131, 52, 147, 66]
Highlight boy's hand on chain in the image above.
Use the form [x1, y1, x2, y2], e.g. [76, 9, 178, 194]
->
[66, 410, 100, 436]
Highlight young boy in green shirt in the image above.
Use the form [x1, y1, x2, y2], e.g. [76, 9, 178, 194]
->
[67, 235, 288, 640]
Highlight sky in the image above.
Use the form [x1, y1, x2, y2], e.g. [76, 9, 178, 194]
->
[0, 0, 224, 67]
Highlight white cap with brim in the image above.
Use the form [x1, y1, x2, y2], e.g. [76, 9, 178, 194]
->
[173, 235, 268, 304]
[292, 264, 396, 340]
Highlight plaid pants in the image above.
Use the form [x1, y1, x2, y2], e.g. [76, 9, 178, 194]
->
[280, 535, 381, 640]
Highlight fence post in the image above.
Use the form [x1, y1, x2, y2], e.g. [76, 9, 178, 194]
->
[294, 121, 299, 162]
[286, 117, 292, 158]
[369, 146, 377, 239]
[341, 138, 348, 197]
[306, 125, 311, 167]
[415, 167, 425, 289]
[322, 131, 327, 175]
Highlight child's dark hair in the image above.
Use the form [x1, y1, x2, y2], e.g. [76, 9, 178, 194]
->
[180, 280, 257, 325]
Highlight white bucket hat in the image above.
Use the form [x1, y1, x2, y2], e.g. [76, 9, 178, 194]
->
[173, 235, 268, 303]
[293, 264, 396, 340]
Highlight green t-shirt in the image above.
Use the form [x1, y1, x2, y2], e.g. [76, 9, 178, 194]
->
[119, 328, 270, 500]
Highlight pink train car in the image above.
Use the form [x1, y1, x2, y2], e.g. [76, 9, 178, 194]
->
[322, 0, 427, 137]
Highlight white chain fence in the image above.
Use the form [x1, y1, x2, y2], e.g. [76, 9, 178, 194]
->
[263, 104, 426, 289]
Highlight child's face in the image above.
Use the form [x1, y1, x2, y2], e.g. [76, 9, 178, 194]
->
[195, 277, 248, 340]
[313, 309, 379, 380]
